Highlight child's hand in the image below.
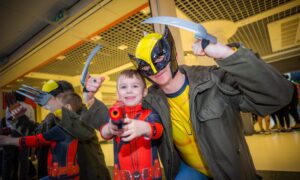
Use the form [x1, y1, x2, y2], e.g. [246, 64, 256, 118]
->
[100, 120, 123, 139]
[121, 118, 151, 142]
[108, 120, 123, 136]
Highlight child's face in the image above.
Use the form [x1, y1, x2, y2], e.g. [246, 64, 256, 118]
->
[117, 75, 147, 107]
[43, 97, 61, 112]
[56, 96, 73, 112]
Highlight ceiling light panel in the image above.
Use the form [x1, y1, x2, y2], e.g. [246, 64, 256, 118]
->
[174, 0, 291, 23]
[37, 10, 153, 76]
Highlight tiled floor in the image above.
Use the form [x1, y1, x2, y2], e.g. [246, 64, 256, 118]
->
[102, 130, 300, 179]
[1, 130, 299, 179]
[246, 130, 300, 172]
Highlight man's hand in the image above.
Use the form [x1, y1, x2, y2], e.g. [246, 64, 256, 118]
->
[192, 39, 235, 59]
[83, 76, 105, 105]
[121, 118, 151, 142]
[85, 76, 105, 92]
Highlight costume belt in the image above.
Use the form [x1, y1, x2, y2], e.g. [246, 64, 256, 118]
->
[114, 160, 162, 180]
[48, 162, 79, 179]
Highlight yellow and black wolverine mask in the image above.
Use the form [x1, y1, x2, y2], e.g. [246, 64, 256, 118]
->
[128, 26, 178, 77]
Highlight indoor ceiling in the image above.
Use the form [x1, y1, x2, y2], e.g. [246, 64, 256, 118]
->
[0, 0, 79, 58]
[1, 0, 300, 106]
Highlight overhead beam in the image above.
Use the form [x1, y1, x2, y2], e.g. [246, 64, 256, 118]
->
[25, 72, 74, 82]
[236, 1, 300, 27]
[262, 47, 300, 63]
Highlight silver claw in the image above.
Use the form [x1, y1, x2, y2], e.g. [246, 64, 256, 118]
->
[142, 16, 217, 43]
[80, 45, 102, 87]
[16, 90, 36, 101]
[17, 85, 53, 106]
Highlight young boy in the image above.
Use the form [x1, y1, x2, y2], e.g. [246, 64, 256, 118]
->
[101, 69, 163, 180]
[0, 91, 93, 179]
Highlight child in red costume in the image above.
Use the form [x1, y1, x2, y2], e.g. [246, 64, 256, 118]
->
[0, 92, 93, 180]
[101, 70, 163, 180]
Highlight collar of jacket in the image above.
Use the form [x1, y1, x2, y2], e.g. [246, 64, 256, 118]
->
[148, 65, 213, 92]
[179, 65, 213, 89]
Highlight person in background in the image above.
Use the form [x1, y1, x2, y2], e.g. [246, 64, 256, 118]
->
[39, 80, 111, 180]
[35, 80, 75, 178]
[0, 90, 85, 179]
[257, 115, 271, 134]
[3, 92, 37, 180]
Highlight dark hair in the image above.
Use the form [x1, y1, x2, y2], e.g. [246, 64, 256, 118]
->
[57, 80, 74, 93]
[117, 69, 147, 88]
[59, 92, 83, 112]
[49, 80, 74, 97]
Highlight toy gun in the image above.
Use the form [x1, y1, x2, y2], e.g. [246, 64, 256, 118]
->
[109, 101, 125, 130]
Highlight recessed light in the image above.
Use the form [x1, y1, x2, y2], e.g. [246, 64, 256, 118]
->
[140, 7, 150, 15]
[57, 55, 66, 60]
[90, 35, 101, 41]
[83, 61, 94, 65]
[117, 45, 128, 50]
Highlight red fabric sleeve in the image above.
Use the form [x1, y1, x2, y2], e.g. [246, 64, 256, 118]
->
[148, 122, 163, 140]
[19, 134, 52, 148]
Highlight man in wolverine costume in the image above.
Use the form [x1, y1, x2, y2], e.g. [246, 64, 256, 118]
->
[126, 17, 293, 180]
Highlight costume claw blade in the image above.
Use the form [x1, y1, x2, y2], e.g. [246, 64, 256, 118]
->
[16, 84, 53, 106]
[16, 90, 36, 101]
[80, 45, 102, 86]
[142, 16, 217, 43]
[21, 84, 43, 93]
